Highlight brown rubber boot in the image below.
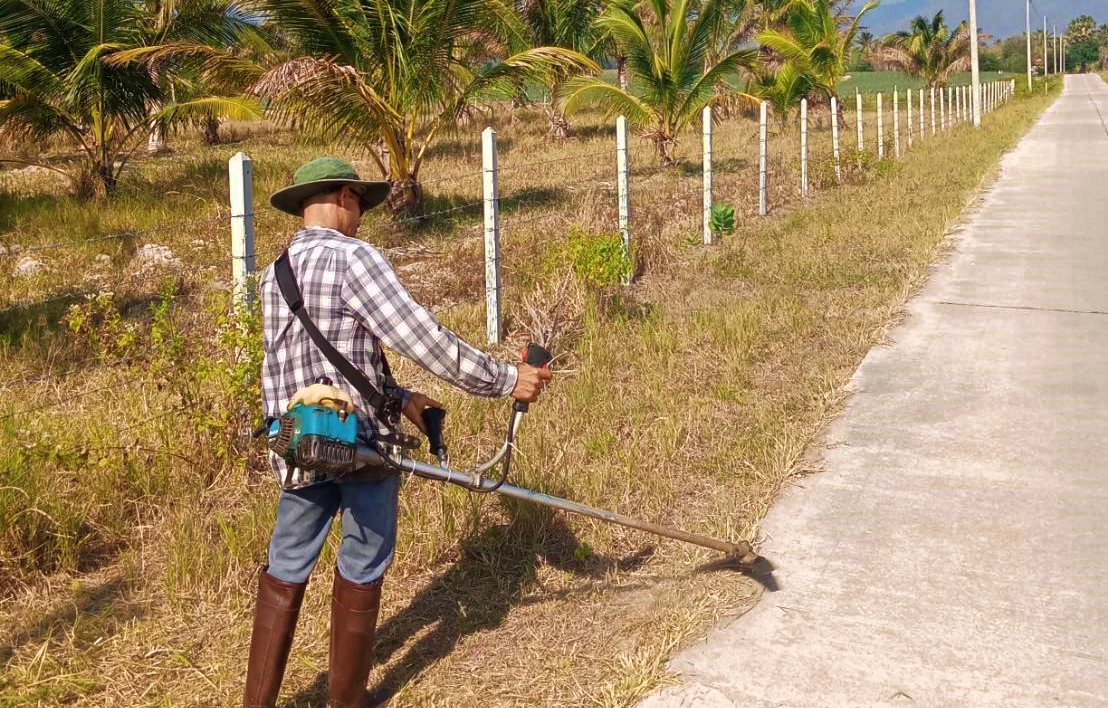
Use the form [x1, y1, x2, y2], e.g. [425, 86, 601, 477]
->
[328, 569, 383, 708]
[243, 569, 307, 708]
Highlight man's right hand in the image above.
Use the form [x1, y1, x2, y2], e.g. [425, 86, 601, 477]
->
[511, 363, 552, 403]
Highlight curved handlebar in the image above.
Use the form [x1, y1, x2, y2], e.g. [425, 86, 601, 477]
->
[365, 342, 553, 492]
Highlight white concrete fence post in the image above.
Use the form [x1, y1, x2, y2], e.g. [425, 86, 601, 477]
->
[907, 88, 914, 148]
[930, 87, 937, 136]
[920, 88, 926, 140]
[228, 152, 256, 313]
[831, 97, 842, 184]
[894, 89, 901, 158]
[800, 98, 809, 197]
[481, 127, 503, 345]
[856, 91, 864, 152]
[877, 92, 885, 159]
[616, 115, 632, 284]
[702, 105, 713, 245]
[939, 86, 945, 131]
[759, 101, 768, 216]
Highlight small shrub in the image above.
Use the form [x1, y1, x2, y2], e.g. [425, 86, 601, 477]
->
[709, 203, 736, 241]
[549, 227, 632, 288]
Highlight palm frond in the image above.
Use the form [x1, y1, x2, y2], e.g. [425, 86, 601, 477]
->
[0, 42, 64, 95]
[153, 95, 264, 123]
[562, 76, 653, 127]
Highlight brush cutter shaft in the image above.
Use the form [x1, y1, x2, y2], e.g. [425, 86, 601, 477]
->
[353, 444, 757, 564]
[352, 341, 759, 566]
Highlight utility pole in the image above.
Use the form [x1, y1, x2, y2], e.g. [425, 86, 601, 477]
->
[1044, 17, 1048, 76]
[1054, 26, 1058, 75]
[969, 0, 981, 128]
[1025, 0, 1032, 90]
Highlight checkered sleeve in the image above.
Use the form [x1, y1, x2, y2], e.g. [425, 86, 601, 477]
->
[343, 244, 518, 398]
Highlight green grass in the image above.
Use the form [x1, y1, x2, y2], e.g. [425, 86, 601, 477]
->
[0, 79, 1061, 707]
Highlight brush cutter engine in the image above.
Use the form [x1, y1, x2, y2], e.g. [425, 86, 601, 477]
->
[267, 377, 364, 474]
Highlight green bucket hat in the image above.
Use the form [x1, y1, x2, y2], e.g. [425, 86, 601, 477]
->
[269, 157, 390, 216]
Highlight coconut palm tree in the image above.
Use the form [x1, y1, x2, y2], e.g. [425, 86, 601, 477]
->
[1067, 15, 1097, 43]
[856, 30, 875, 54]
[251, 0, 595, 219]
[127, 0, 272, 152]
[876, 11, 971, 89]
[747, 61, 811, 122]
[562, 0, 759, 166]
[0, 0, 261, 197]
[756, 0, 879, 107]
[519, 0, 606, 138]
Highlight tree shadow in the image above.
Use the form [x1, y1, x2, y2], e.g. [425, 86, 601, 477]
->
[0, 192, 69, 233]
[0, 571, 143, 666]
[426, 135, 516, 162]
[380, 186, 567, 242]
[0, 291, 87, 350]
[707, 157, 754, 175]
[282, 505, 652, 708]
[0, 286, 161, 354]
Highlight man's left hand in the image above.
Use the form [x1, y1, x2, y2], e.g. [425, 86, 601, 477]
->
[403, 392, 444, 435]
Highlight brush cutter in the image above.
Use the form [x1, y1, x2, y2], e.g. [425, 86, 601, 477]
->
[266, 343, 770, 574]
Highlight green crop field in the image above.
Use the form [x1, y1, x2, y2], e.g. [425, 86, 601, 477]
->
[840, 71, 1020, 94]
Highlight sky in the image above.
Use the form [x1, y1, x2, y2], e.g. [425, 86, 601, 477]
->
[851, 0, 1108, 39]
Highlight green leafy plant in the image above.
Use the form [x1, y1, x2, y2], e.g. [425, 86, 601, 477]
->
[709, 203, 736, 241]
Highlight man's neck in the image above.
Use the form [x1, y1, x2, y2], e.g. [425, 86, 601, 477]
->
[302, 225, 350, 237]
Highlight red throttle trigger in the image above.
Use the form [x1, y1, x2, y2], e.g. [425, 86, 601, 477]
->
[514, 343, 553, 413]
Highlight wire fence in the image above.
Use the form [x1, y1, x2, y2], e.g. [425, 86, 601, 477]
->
[0, 79, 1021, 424]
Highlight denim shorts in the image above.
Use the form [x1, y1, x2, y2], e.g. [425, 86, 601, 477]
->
[266, 474, 399, 585]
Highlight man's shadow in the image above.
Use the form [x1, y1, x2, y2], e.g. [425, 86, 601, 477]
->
[283, 502, 651, 707]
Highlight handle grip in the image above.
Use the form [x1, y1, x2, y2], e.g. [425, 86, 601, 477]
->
[522, 343, 554, 368]
[421, 407, 447, 459]
[514, 343, 554, 413]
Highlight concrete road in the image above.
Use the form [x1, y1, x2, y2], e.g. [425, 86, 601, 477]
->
[640, 74, 1108, 708]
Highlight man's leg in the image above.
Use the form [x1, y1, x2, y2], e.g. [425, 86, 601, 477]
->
[244, 482, 341, 708]
[328, 475, 400, 708]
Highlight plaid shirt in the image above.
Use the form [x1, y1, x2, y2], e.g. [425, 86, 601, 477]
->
[260, 227, 518, 488]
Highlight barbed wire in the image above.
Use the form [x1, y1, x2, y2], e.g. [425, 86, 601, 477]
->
[0, 382, 125, 421]
[11, 405, 192, 470]
[0, 253, 234, 318]
[416, 169, 485, 188]
[497, 149, 613, 175]
[0, 354, 145, 391]
[6, 214, 227, 256]
[395, 199, 484, 227]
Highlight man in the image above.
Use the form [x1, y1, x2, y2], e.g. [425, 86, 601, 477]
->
[245, 157, 551, 708]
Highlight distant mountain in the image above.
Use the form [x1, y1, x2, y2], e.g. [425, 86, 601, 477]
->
[851, 0, 1108, 40]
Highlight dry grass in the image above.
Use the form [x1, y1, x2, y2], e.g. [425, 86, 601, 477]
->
[0, 80, 1060, 708]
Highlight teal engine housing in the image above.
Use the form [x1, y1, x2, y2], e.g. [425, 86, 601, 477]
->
[268, 404, 360, 473]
